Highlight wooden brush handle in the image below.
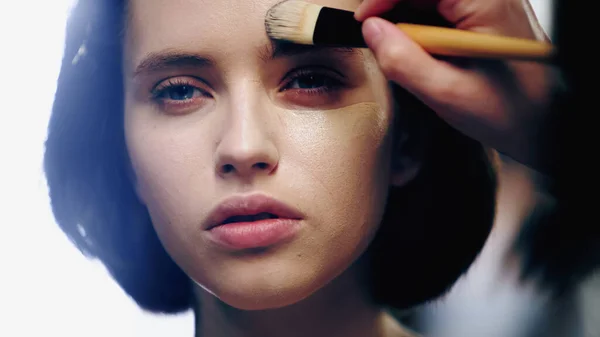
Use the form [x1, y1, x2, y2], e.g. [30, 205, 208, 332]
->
[396, 23, 555, 61]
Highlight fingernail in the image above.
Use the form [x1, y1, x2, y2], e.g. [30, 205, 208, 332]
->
[353, 0, 368, 20]
[362, 18, 384, 47]
[354, 7, 363, 20]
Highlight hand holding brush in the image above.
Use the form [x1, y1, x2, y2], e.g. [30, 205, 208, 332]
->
[266, 0, 559, 170]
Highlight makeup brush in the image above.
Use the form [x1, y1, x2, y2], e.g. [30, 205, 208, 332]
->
[265, 0, 555, 62]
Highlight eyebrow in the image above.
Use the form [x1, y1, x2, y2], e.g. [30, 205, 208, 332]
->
[263, 41, 359, 61]
[132, 50, 216, 78]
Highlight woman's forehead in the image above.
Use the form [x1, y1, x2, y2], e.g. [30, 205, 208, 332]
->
[125, 0, 362, 64]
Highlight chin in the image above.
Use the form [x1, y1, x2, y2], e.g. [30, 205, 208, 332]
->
[215, 286, 313, 311]
[192, 260, 343, 311]
[195, 279, 319, 311]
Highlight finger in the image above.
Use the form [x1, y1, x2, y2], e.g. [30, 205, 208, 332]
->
[437, 0, 536, 38]
[522, 0, 550, 41]
[437, 0, 477, 26]
[362, 17, 467, 111]
[354, 0, 403, 21]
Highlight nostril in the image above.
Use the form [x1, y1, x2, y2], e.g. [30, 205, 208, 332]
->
[254, 162, 269, 170]
[218, 162, 272, 175]
[222, 164, 235, 174]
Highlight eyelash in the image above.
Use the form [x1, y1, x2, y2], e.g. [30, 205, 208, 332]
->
[151, 77, 210, 105]
[280, 68, 344, 95]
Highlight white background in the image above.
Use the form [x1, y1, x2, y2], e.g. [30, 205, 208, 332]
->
[0, 1, 553, 336]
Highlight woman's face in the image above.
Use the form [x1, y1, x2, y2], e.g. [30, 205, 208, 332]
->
[124, 0, 401, 310]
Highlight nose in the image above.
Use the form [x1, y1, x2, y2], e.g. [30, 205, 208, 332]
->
[215, 94, 279, 179]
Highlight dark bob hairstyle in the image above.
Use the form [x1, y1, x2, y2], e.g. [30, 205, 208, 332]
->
[44, 0, 497, 314]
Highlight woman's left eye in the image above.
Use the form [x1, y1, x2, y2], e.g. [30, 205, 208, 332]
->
[281, 69, 343, 94]
[285, 74, 336, 90]
[278, 68, 346, 107]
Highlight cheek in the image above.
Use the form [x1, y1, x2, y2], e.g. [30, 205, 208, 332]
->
[284, 101, 394, 252]
[288, 102, 391, 182]
[123, 101, 218, 238]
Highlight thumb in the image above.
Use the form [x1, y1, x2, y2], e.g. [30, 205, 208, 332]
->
[362, 17, 464, 109]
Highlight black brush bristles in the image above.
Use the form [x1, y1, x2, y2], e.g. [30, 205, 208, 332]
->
[265, 0, 367, 47]
[312, 6, 366, 47]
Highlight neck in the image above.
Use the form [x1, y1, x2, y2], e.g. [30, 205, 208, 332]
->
[192, 260, 413, 337]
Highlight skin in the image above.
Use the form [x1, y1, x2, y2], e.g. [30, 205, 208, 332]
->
[123, 0, 416, 336]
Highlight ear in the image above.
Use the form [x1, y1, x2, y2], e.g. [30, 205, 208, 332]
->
[390, 131, 422, 187]
[388, 84, 425, 188]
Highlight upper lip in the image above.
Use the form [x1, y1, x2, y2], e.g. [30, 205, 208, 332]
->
[204, 194, 303, 230]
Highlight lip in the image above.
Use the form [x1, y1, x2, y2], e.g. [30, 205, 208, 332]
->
[204, 194, 304, 250]
[205, 194, 303, 230]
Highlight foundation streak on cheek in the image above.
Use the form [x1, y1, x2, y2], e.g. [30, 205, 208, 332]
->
[288, 101, 389, 188]
[283, 101, 392, 250]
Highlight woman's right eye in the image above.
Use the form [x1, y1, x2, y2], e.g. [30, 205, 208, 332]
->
[151, 77, 212, 114]
[157, 85, 202, 101]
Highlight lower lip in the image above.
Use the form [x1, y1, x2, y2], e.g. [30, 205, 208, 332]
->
[207, 219, 301, 250]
